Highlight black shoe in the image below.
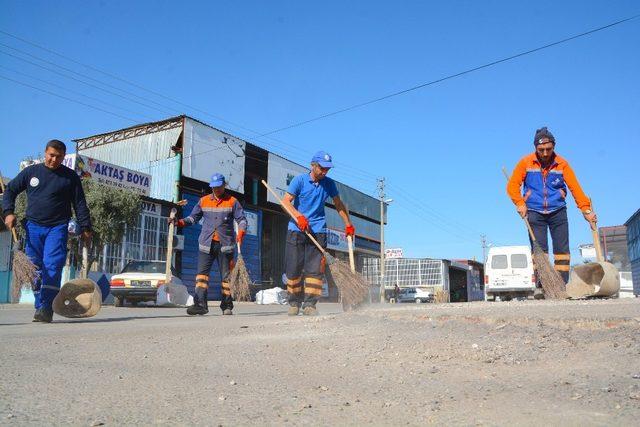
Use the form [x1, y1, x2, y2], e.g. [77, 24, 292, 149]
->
[33, 308, 53, 323]
[187, 304, 209, 316]
[187, 288, 209, 315]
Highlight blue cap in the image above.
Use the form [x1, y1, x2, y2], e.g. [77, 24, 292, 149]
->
[311, 151, 333, 168]
[209, 173, 225, 187]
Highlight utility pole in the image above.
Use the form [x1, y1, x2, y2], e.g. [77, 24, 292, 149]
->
[378, 178, 386, 303]
[481, 234, 487, 264]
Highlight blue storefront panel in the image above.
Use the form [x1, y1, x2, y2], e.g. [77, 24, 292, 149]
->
[180, 192, 262, 300]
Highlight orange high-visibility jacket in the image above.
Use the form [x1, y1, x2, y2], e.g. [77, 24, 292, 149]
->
[183, 193, 247, 253]
[507, 153, 591, 214]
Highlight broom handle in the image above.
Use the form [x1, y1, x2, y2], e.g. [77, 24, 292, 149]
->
[344, 204, 356, 273]
[166, 208, 177, 282]
[592, 227, 603, 262]
[347, 236, 356, 273]
[502, 167, 538, 242]
[0, 173, 19, 244]
[82, 243, 89, 279]
[588, 198, 603, 262]
[234, 221, 241, 255]
[10, 228, 19, 244]
[261, 180, 327, 255]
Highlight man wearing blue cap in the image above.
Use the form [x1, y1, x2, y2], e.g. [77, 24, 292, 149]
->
[172, 173, 247, 315]
[281, 151, 355, 316]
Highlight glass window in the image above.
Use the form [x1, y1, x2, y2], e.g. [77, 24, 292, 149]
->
[491, 255, 508, 269]
[121, 261, 165, 274]
[511, 254, 528, 268]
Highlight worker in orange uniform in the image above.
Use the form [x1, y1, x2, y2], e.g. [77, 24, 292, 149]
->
[172, 173, 247, 315]
[507, 127, 597, 291]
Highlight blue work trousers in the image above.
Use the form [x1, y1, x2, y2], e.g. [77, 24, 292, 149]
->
[24, 221, 68, 310]
[528, 208, 571, 284]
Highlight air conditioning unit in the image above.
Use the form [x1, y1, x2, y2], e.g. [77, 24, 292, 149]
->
[172, 235, 185, 251]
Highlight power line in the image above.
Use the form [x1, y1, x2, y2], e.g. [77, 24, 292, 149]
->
[0, 42, 178, 113]
[0, 44, 311, 161]
[0, 74, 138, 122]
[0, 49, 178, 116]
[386, 182, 484, 237]
[257, 14, 640, 137]
[388, 190, 480, 245]
[0, 64, 155, 121]
[0, 43, 318, 166]
[0, 30, 385, 184]
[0, 30, 321, 160]
[0, 30, 293, 146]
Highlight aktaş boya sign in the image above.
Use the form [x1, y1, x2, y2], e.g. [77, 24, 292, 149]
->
[63, 154, 152, 196]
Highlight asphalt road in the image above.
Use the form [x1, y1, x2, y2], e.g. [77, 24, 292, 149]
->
[1, 299, 639, 426]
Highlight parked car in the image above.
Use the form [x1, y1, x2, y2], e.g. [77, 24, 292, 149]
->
[485, 246, 535, 301]
[397, 287, 434, 303]
[110, 260, 182, 307]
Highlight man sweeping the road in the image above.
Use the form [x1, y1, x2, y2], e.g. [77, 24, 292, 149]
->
[282, 151, 355, 316]
[172, 173, 247, 316]
[2, 140, 92, 323]
[507, 127, 596, 290]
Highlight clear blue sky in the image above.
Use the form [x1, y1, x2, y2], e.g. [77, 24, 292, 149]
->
[1, 0, 638, 262]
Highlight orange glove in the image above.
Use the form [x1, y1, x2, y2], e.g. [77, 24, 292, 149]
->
[296, 215, 309, 232]
[236, 229, 246, 244]
[168, 217, 186, 227]
[345, 224, 355, 237]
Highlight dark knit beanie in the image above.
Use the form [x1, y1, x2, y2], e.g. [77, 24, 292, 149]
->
[533, 127, 555, 146]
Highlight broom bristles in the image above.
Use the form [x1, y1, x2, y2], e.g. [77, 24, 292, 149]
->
[12, 249, 38, 298]
[325, 258, 369, 307]
[532, 242, 567, 299]
[229, 254, 252, 302]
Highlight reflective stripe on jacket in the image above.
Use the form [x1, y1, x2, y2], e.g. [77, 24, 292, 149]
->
[507, 153, 591, 214]
[184, 193, 248, 253]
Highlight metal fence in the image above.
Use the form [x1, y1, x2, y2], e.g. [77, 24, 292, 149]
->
[102, 213, 169, 274]
[362, 258, 446, 289]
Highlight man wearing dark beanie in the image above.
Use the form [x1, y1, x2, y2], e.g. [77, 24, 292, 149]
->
[507, 127, 597, 293]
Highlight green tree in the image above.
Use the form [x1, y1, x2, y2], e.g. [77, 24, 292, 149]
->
[12, 179, 141, 270]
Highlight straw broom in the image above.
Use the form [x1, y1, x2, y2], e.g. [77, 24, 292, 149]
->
[262, 180, 369, 307]
[502, 168, 566, 299]
[0, 174, 38, 298]
[228, 222, 251, 302]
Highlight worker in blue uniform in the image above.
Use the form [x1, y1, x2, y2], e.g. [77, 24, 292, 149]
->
[3, 140, 92, 323]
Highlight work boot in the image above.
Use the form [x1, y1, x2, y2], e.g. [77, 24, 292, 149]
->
[187, 288, 209, 316]
[288, 305, 300, 316]
[302, 306, 318, 316]
[222, 309, 233, 315]
[33, 308, 53, 323]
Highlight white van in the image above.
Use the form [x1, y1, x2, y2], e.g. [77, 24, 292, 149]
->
[485, 246, 535, 301]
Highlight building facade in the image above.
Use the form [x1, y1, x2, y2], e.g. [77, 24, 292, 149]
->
[624, 209, 640, 296]
[599, 225, 631, 271]
[361, 257, 484, 302]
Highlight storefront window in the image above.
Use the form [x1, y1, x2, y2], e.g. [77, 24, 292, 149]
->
[102, 211, 168, 274]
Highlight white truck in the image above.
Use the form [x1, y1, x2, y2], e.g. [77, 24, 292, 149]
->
[485, 246, 536, 301]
